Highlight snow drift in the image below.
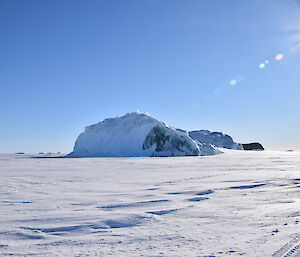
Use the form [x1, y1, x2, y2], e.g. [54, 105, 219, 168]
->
[67, 112, 221, 157]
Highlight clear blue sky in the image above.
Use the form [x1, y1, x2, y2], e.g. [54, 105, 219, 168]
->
[1, 0, 300, 153]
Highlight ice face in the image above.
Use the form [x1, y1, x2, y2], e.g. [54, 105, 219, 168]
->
[143, 125, 200, 156]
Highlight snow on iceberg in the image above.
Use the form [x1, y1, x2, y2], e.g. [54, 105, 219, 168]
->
[189, 130, 243, 150]
[67, 112, 221, 157]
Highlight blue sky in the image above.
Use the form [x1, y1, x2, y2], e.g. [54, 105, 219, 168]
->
[1, 0, 300, 153]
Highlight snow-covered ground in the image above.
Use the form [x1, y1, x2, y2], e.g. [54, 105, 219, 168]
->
[1, 150, 300, 256]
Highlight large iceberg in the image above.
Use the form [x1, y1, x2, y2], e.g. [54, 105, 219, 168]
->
[67, 112, 221, 157]
[189, 130, 243, 150]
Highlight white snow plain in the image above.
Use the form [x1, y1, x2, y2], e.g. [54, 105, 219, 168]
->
[1, 150, 300, 256]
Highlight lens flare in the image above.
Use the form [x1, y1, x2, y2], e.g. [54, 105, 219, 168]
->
[230, 79, 237, 86]
[275, 54, 284, 61]
[226, 1, 300, 95]
[259, 63, 266, 69]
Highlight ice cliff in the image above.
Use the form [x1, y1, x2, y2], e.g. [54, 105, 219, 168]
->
[67, 112, 221, 157]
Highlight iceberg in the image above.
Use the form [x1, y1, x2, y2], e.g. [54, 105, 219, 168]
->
[67, 112, 221, 157]
[189, 130, 243, 150]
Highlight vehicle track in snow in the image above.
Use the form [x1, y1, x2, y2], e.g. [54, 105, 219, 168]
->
[273, 234, 300, 257]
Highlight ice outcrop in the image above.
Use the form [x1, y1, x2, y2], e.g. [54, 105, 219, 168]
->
[67, 112, 221, 157]
[189, 130, 243, 150]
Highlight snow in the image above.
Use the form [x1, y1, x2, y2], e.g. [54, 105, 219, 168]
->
[68, 112, 220, 157]
[1, 150, 300, 256]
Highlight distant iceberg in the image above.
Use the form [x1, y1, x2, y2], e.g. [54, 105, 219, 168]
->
[67, 112, 221, 157]
[189, 130, 243, 150]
